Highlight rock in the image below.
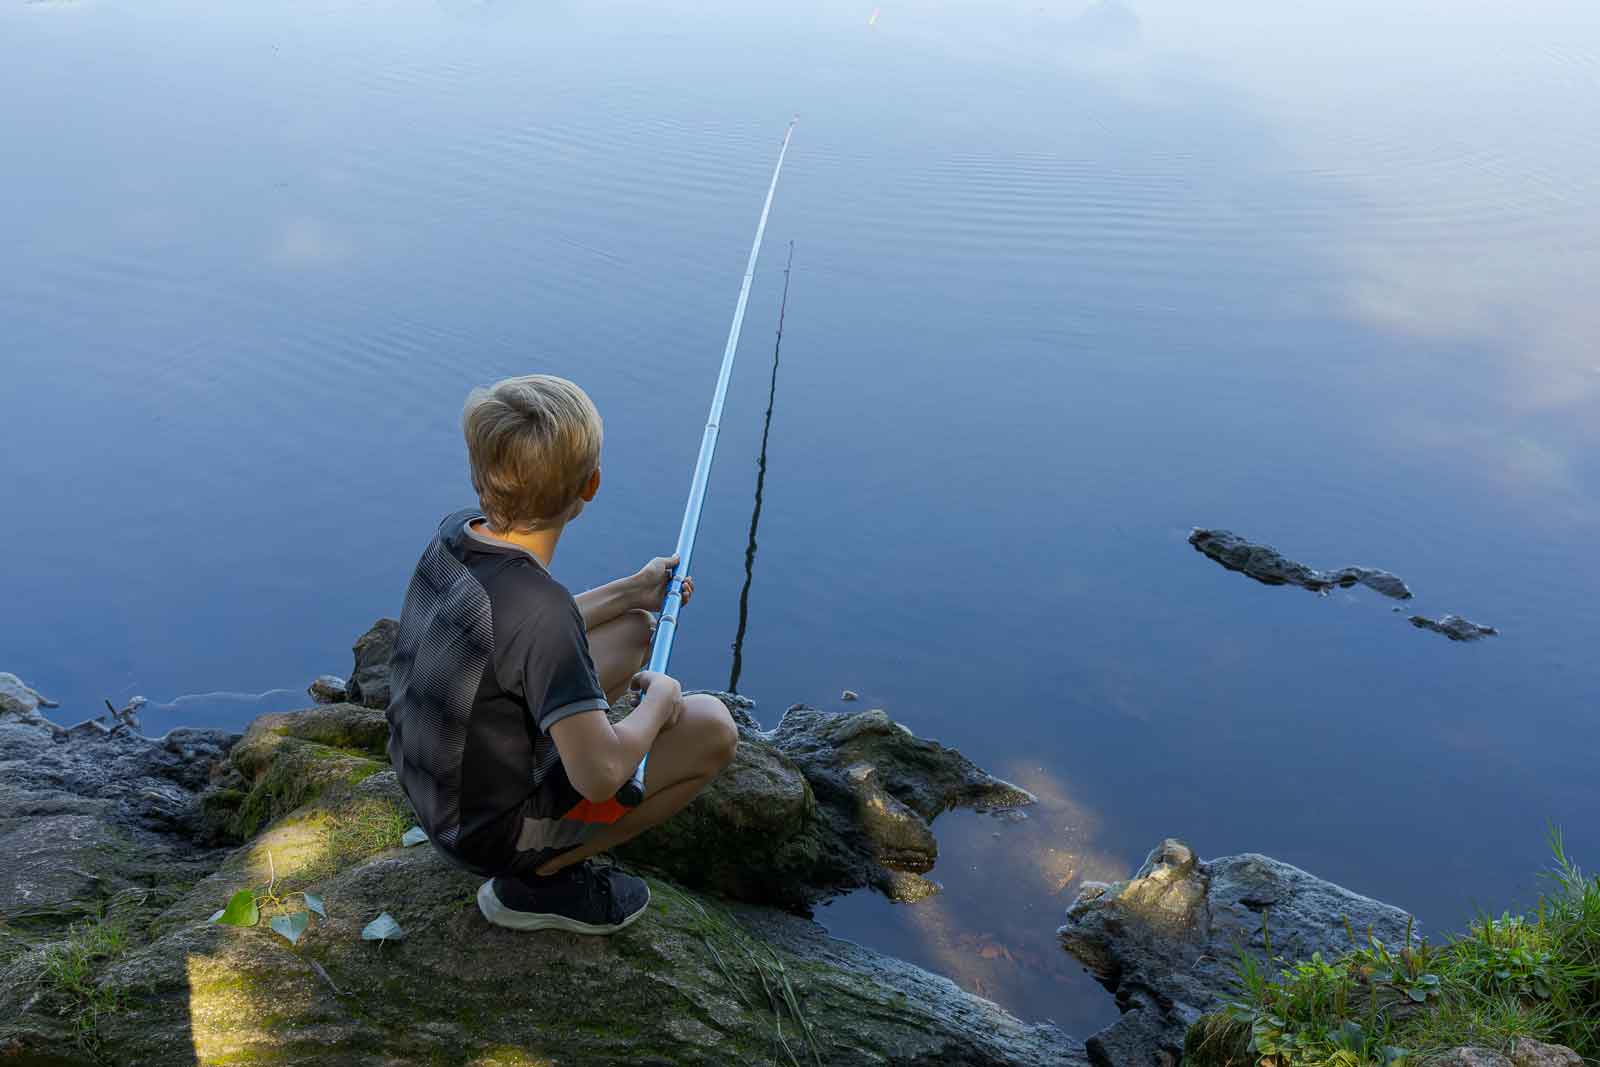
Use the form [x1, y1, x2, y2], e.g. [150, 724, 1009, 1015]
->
[771, 704, 1035, 822]
[1510, 1039, 1585, 1067]
[307, 674, 349, 704]
[1409, 614, 1498, 641]
[0, 695, 1089, 1067]
[1058, 838, 1416, 1066]
[346, 618, 398, 709]
[65, 717, 112, 739]
[1431, 1050, 1514, 1067]
[1188, 528, 1414, 600]
[620, 699, 1034, 910]
[0, 672, 57, 716]
[0, 709, 238, 1057]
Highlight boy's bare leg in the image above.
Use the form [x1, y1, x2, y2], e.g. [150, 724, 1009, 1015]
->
[534, 693, 736, 876]
[585, 609, 654, 702]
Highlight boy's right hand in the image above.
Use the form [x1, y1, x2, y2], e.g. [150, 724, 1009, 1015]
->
[630, 671, 684, 728]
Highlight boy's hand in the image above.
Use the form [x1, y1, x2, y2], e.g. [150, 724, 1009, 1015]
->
[630, 670, 684, 728]
[632, 555, 695, 611]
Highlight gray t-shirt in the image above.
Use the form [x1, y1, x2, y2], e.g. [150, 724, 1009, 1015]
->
[386, 508, 608, 868]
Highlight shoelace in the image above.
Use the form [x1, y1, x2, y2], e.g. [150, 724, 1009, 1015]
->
[588, 866, 616, 920]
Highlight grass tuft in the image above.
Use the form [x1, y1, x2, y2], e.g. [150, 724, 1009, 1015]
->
[1198, 829, 1600, 1066]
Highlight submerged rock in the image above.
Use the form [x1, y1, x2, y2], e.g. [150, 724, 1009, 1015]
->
[346, 617, 397, 708]
[1409, 613, 1498, 642]
[1057, 838, 1416, 1067]
[1188, 528, 1413, 600]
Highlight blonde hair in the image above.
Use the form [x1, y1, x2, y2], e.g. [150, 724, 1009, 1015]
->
[462, 375, 603, 531]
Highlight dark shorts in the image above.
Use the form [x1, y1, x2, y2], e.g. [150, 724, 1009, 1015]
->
[441, 767, 630, 879]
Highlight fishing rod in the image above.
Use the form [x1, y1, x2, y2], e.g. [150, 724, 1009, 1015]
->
[616, 117, 798, 808]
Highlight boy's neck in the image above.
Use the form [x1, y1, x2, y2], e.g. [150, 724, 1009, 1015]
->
[472, 518, 563, 568]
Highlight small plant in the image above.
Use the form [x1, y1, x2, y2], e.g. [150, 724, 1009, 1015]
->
[1210, 832, 1600, 1066]
[37, 908, 132, 1057]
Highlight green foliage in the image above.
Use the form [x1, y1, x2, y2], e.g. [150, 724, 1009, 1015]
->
[270, 911, 311, 945]
[1212, 830, 1600, 1066]
[361, 912, 404, 942]
[214, 888, 260, 927]
[37, 908, 132, 1057]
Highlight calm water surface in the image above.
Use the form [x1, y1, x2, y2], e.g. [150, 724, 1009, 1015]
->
[4, 0, 1598, 1034]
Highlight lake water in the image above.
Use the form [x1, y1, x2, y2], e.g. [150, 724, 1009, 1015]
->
[4, 0, 1598, 1036]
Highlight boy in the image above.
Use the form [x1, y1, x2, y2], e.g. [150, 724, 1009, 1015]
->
[386, 374, 738, 935]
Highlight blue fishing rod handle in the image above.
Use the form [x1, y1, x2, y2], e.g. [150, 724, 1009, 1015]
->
[615, 570, 683, 808]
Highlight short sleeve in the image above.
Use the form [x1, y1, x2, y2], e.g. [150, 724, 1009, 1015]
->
[515, 600, 610, 733]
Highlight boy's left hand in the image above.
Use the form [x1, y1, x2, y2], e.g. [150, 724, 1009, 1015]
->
[633, 555, 694, 611]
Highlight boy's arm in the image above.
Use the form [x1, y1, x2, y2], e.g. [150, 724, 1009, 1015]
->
[549, 673, 683, 802]
[573, 555, 689, 630]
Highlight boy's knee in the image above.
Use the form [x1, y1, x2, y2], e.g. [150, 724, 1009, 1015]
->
[686, 694, 738, 771]
[623, 608, 654, 657]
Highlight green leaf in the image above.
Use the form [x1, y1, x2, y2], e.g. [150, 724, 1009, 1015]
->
[401, 826, 428, 847]
[216, 889, 259, 928]
[1408, 987, 1429, 1003]
[362, 912, 404, 942]
[270, 911, 311, 945]
[303, 892, 326, 918]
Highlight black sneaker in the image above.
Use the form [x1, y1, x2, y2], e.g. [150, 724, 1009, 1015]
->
[477, 861, 650, 935]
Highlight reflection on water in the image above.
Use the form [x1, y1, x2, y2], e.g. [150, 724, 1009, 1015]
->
[729, 241, 794, 694]
[3, 0, 1599, 1030]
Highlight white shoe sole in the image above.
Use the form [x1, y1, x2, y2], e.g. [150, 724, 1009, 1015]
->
[476, 878, 650, 935]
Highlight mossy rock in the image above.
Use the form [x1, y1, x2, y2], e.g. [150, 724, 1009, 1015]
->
[223, 704, 390, 840]
[97, 839, 1082, 1066]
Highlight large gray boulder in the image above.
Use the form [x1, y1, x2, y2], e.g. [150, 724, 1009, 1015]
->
[1058, 839, 1417, 1067]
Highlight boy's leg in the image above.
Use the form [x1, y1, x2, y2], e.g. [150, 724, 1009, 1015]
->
[533, 693, 736, 876]
[585, 609, 654, 702]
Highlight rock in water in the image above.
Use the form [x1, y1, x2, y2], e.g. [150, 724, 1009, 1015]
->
[1188, 528, 1414, 599]
[1058, 838, 1416, 1067]
[618, 699, 1035, 909]
[307, 674, 349, 704]
[1409, 614, 1498, 641]
[346, 618, 398, 708]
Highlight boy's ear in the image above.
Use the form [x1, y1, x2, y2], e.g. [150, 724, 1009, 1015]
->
[580, 467, 601, 502]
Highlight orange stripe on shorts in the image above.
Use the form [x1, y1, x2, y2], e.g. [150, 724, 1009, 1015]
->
[562, 796, 628, 825]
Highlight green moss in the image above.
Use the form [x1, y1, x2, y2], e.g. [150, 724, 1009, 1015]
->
[228, 739, 383, 840]
[271, 795, 411, 893]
